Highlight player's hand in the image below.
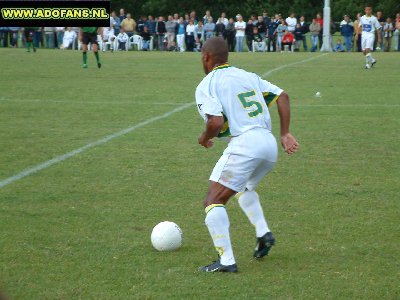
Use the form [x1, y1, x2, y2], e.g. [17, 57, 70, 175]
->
[281, 133, 299, 155]
[198, 132, 214, 148]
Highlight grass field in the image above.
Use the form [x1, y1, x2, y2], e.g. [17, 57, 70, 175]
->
[0, 48, 399, 299]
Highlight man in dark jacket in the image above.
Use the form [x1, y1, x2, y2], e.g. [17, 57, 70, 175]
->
[156, 16, 166, 51]
[340, 15, 354, 52]
[267, 15, 279, 52]
[299, 16, 309, 51]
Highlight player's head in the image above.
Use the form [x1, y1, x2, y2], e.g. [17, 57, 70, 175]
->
[201, 37, 229, 75]
[365, 6, 372, 16]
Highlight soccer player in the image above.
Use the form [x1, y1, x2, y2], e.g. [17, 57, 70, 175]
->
[24, 27, 37, 52]
[359, 6, 382, 69]
[195, 37, 299, 273]
[79, 27, 102, 68]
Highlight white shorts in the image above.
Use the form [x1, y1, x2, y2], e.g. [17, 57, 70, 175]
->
[361, 33, 375, 50]
[210, 128, 278, 192]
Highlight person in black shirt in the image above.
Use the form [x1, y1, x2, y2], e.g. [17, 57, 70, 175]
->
[156, 16, 166, 51]
[245, 19, 254, 51]
[140, 26, 151, 50]
[256, 16, 266, 41]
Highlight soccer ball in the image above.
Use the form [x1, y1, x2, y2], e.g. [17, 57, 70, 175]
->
[151, 221, 183, 251]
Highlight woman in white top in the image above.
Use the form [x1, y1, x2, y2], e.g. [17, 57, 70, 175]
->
[186, 19, 196, 52]
[235, 14, 246, 52]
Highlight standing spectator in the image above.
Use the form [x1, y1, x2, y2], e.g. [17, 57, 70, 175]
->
[286, 13, 297, 33]
[204, 17, 215, 40]
[173, 13, 179, 23]
[394, 13, 400, 51]
[334, 39, 345, 52]
[215, 18, 225, 38]
[140, 27, 151, 51]
[245, 19, 255, 52]
[62, 27, 76, 49]
[225, 18, 236, 52]
[190, 11, 198, 24]
[44, 27, 55, 48]
[299, 16, 309, 51]
[147, 15, 156, 42]
[293, 24, 303, 51]
[184, 14, 190, 25]
[316, 13, 323, 48]
[354, 13, 362, 52]
[309, 19, 321, 52]
[235, 14, 246, 52]
[282, 30, 294, 51]
[383, 18, 394, 51]
[156, 16, 166, 51]
[194, 20, 205, 51]
[256, 16, 266, 41]
[8, 27, 19, 48]
[203, 10, 211, 24]
[267, 15, 279, 52]
[376, 11, 385, 50]
[263, 12, 270, 27]
[276, 19, 287, 51]
[252, 27, 265, 52]
[110, 11, 120, 35]
[218, 12, 229, 26]
[176, 17, 186, 52]
[119, 8, 126, 23]
[340, 15, 354, 52]
[186, 19, 195, 51]
[120, 14, 136, 37]
[137, 16, 147, 34]
[56, 27, 65, 49]
[165, 15, 177, 50]
[116, 27, 128, 50]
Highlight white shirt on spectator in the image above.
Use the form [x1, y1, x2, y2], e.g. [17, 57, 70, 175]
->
[285, 17, 297, 32]
[217, 18, 229, 26]
[235, 21, 246, 37]
[62, 30, 76, 48]
[117, 32, 128, 43]
[186, 24, 195, 35]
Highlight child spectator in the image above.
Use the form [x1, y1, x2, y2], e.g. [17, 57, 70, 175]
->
[252, 27, 265, 52]
[140, 26, 151, 51]
[281, 30, 294, 51]
[117, 28, 128, 50]
[62, 27, 76, 49]
[383, 18, 394, 51]
[334, 39, 345, 52]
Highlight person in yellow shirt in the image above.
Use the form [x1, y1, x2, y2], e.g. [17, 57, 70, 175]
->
[120, 13, 137, 37]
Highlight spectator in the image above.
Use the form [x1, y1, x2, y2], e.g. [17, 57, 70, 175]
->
[263, 12, 271, 29]
[276, 19, 287, 51]
[137, 16, 147, 34]
[184, 13, 190, 25]
[140, 26, 151, 50]
[267, 14, 280, 52]
[376, 11, 385, 50]
[299, 16, 309, 51]
[354, 13, 362, 52]
[316, 13, 323, 48]
[102, 27, 112, 50]
[282, 30, 294, 51]
[173, 13, 179, 23]
[334, 39, 345, 52]
[62, 27, 76, 49]
[165, 15, 177, 50]
[235, 14, 246, 52]
[218, 12, 229, 26]
[383, 18, 394, 51]
[190, 11, 198, 24]
[225, 18, 236, 52]
[176, 17, 186, 52]
[111, 11, 120, 35]
[203, 10, 212, 24]
[119, 8, 126, 23]
[293, 23, 303, 51]
[204, 17, 215, 40]
[120, 13, 136, 37]
[186, 19, 195, 51]
[286, 12, 297, 33]
[340, 15, 354, 52]
[256, 16, 266, 41]
[309, 18, 321, 52]
[156, 16, 166, 51]
[215, 18, 225, 37]
[252, 27, 265, 52]
[8, 27, 19, 48]
[194, 20, 205, 51]
[245, 19, 255, 51]
[147, 15, 156, 42]
[117, 27, 129, 50]
[44, 27, 55, 48]
[394, 13, 400, 51]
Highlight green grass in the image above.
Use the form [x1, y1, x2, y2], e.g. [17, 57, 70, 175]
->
[0, 49, 399, 299]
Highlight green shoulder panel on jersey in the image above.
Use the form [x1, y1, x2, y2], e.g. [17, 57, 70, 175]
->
[82, 27, 98, 34]
[263, 92, 280, 108]
[218, 113, 231, 138]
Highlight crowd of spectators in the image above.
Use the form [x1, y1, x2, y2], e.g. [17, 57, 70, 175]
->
[1, 9, 400, 52]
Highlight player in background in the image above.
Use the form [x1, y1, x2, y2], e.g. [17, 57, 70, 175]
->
[195, 37, 299, 273]
[79, 27, 102, 68]
[359, 6, 381, 69]
[24, 27, 37, 53]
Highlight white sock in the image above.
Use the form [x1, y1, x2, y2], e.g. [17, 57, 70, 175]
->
[238, 190, 270, 238]
[205, 205, 235, 265]
[366, 53, 373, 62]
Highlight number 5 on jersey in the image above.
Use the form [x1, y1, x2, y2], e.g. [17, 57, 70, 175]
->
[238, 90, 263, 117]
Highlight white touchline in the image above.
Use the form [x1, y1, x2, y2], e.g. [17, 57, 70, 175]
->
[0, 103, 193, 189]
[0, 54, 328, 189]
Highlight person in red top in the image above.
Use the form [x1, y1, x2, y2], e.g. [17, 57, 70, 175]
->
[282, 30, 294, 51]
[316, 13, 323, 48]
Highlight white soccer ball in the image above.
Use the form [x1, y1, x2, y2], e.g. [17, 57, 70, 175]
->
[315, 92, 321, 97]
[151, 221, 183, 251]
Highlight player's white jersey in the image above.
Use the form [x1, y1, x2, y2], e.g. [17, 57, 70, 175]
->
[195, 64, 283, 137]
[359, 15, 381, 36]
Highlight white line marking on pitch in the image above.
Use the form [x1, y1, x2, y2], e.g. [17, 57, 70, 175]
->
[0, 54, 328, 189]
[0, 103, 193, 189]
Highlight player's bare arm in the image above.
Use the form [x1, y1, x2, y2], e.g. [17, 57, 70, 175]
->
[78, 27, 83, 42]
[276, 92, 299, 155]
[198, 115, 224, 148]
